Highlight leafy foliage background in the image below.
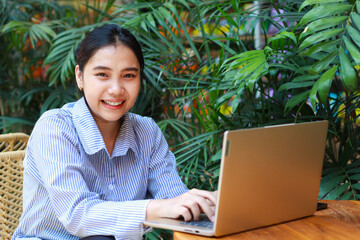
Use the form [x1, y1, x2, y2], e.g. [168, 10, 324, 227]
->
[1, 0, 360, 238]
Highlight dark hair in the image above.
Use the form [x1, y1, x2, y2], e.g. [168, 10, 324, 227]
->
[75, 24, 144, 77]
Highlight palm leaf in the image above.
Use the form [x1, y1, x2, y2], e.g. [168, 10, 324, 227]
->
[2, 20, 58, 47]
[339, 46, 357, 91]
[44, 26, 91, 86]
[298, 3, 352, 26]
[284, 90, 311, 115]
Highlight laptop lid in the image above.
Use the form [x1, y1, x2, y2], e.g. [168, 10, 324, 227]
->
[214, 120, 328, 236]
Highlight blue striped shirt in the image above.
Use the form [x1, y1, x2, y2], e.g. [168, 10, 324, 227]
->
[12, 97, 188, 240]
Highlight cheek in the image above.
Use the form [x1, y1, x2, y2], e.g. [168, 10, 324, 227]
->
[83, 77, 105, 92]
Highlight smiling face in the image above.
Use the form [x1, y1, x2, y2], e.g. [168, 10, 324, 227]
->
[75, 44, 141, 128]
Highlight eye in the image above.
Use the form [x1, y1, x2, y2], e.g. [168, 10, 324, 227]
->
[96, 73, 108, 77]
[95, 72, 109, 79]
[123, 73, 136, 78]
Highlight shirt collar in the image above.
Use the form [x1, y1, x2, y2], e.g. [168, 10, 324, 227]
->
[72, 97, 138, 158]
[113, 113, 138, 158]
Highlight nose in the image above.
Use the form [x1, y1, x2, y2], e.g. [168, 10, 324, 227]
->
[108, 79, 125, 95]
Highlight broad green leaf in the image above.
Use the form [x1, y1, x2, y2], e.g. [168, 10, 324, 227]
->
[279, 81, 315, 92]
[215, 90, 237, 106]
[233, 60, 265, 83]
[299, 4, 352, 26]
[140, 21, 147, 31]
[325, 182, 350, 200]
[349, 174, 360, 180]
[318, 65, 338, 103]
[344, 35, 360, 66]
[350, 12, 360, 30]
[227, 55, 264, 70]
[158, 7, 176, 28]
[123, 15, 143, 28]
[299, 39, 340, 57]
[209, 149, 222, 163]
[309, 81, 319, 112]
[247, 63, 267, 92]
[233, 62, 262, 84]
[292, 74, 320, 82]
[346, 165, 360, 174]
[38, 23, 57, 37]
[352, 183, 360, 190]
[225, 50, 264, 65]
[358, 1, 360, 13]
[300, 16, 348, 40]
[45, 41, 78, 61]
[52, 31, 82, 46]
[168, 0, 190, 10]
[231, 97, 241, 113]
[284, 90, 311, 114]
[2, 21, 56, 45]
[339, 46, 358, 91]
[146, 13, 156, 29]
[299, 28, 344, 51]
[309, 49, 338, 75]
[299, 0, 347, 12]
[1, 20, 29, 33]
[340, 191, 354, 200]
[347, 25, 360, 49]
[268, 31, 297, 45]
[319, 174, 346, 198]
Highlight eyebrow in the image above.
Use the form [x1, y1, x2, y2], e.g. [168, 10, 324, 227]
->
[92, 65, 111, 71]
[92, 66, 139, 72]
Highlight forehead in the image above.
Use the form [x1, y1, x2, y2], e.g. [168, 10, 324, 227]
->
[86, 44, 140, 69]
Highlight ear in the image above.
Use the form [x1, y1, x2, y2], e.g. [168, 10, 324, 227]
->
[75, 65, 84, 91]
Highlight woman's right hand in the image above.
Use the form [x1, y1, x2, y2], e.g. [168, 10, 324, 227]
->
[146, 189, 218, 222]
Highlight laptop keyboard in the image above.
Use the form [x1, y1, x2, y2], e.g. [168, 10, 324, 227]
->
[180, 217, 214, 229]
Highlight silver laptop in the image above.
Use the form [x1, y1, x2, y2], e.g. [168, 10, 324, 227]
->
[143, 120, 328, 237]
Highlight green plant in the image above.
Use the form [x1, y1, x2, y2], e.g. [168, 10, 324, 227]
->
[194, 0, 360, 199]
[2, 0, 359, 226]
[119, 0, 360, 200]
[0, 0, 78, 133]
[2, 0, 359, 239]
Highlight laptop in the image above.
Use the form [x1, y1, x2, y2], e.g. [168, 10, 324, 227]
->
[143, 120, 329, 237]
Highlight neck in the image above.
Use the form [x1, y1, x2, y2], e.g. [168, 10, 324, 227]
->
[97, 119, 122, 156]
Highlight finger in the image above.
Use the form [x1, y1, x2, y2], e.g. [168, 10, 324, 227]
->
[202, 205, 216, 222]
[194, 196, 216, 222]
[179, 206, 193, 222]
[205, 198, 216, 207]
[189, 189, 217, 205]
[186, 199, 202, 221]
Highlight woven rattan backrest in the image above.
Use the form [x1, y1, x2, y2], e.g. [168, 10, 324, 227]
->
[0, 150, 26, 240]
[0, 133, 29, 152]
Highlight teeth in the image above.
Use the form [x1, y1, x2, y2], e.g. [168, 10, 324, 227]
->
[104, 100, 123, 106]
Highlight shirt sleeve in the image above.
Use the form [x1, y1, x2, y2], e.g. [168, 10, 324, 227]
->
[30, 116, 149, 239]
[146, 119, 189, 199]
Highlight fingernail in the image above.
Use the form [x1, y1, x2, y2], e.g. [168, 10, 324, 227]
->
[211, 216, 215, 222]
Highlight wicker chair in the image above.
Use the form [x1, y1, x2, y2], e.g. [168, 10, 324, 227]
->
[0, 150, 26, 240]
[0, 133, 29, 152]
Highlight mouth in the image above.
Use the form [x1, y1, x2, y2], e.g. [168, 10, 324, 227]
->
[102, 100, 125, 107]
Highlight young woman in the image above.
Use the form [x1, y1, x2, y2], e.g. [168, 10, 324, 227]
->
[12, 24, 216, 240]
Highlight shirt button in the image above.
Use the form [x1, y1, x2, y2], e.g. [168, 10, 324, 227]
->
[109, 184, 114, 190]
